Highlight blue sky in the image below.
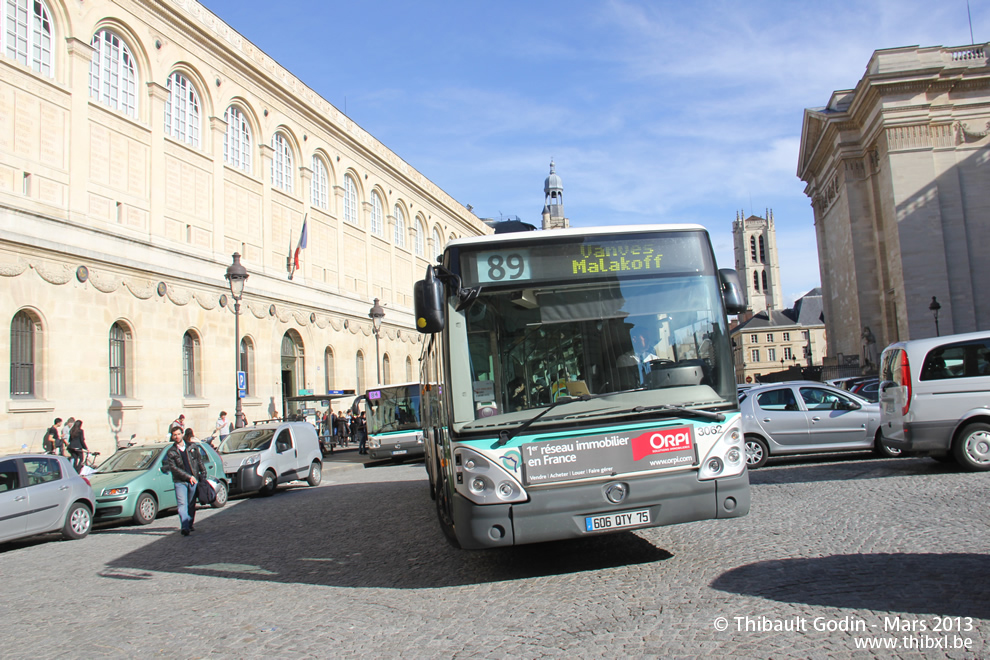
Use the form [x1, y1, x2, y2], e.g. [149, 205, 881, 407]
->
[201, 0, 986, 307]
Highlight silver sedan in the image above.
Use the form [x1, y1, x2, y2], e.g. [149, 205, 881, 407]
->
[0, 454, 95, 544]
[740, 381, 900, 468]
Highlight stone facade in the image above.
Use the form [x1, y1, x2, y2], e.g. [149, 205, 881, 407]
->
[798, 43, 990, 360]
[731, 290, 827, 384]
[0, 0, 488, 454]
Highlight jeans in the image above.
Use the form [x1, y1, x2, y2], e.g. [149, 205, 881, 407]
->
[174, 481, 196, 531]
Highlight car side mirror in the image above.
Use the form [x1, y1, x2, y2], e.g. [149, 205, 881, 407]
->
[160, 465, 170, 474]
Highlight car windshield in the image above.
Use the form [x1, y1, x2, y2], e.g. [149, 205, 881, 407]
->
[96, 447, 162, 473]
[218, 428, 274, 453]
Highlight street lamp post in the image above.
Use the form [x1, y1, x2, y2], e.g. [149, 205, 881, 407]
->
[369, 298, 386, 384]
[225, 253, 249, 426]
[929, 296, 941, 337]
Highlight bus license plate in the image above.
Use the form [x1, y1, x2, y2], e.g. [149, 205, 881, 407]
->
[585, 509, 650, 532]
[392, 449, 407, 455]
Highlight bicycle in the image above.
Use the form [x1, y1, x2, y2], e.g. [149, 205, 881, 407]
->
[79, 450, 101, 476]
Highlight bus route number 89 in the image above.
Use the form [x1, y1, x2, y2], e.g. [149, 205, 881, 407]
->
[477, 250, 530, 283]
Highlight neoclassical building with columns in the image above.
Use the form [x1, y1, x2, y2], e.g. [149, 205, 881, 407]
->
[0, 0, 488, 454]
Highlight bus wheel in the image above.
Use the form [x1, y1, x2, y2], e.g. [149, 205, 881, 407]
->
[435, 472, 460, 548]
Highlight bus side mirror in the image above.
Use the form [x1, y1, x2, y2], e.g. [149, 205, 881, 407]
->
[719, 269, 747, 315]
[414, 266, 445, 334]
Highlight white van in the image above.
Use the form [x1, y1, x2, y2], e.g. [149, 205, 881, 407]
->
[217, 421, 323, 495]
[878, 331, 990, 470]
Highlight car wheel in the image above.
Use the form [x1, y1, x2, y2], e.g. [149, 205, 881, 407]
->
[306, 461, 322, 487]
[132, 492, 158, 525]
[211, 480, 228, 508]
[952, 422, 990, 471]
[873, 431, 902, 458]
[62, 502, 92, 540]
[259, 469, 278, 496]
[745, 435, 769, 469]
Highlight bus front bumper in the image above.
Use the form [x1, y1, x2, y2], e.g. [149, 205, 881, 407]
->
[451, 469, 750, 550]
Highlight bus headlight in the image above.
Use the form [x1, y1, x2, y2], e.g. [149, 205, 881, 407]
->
[699, 425, 746, 480]
[454, 447, 527, 504]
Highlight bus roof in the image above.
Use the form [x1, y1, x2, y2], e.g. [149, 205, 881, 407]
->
[366, 382, 420, 392]
[446, 224, 708, 251]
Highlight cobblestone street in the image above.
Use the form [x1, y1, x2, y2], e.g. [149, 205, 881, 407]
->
[0, 453, 987, 658]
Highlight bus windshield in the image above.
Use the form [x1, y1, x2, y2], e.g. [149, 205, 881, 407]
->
[366, 384, 422, 435]
[448, 232, 735, 433]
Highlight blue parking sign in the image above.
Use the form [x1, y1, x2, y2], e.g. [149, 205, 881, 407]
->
[237, 371, 246, 390]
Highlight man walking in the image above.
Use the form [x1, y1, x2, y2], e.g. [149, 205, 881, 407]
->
[164, 426, 205, 536]
[356, 411, 369, 454]
[43, 418, 61, 454]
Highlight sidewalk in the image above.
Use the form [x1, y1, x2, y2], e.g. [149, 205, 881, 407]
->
[321, 444, 379, 473]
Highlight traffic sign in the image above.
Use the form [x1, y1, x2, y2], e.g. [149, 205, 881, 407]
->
[237, 371, 246, 390]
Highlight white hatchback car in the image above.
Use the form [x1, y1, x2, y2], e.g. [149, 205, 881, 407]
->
[740, 381, 898, 468]
[0, 454, 95, 543]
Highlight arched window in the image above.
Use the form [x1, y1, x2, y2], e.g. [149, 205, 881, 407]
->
[405, 356, 413, 382]
[109, 322, 132, 397]
[2, 0, 54, 76]
[343, 174, 358, 224]
[182, 331, 199, 397]
[272, 132, 293, 192]
[355, 350, 365, 395]
[370, 190, 384, 236]
[10, 310, 40, 396]
[224, 106, 252, 172]
[324, 347, 335, 391]
[762, 270, 768, 291]
[239, 337, 254, 396]
[382, 354, 391, 385]
[749, 235, 757, 262]
[165, 72, 200, 147]
[432, 228, 443, 257]
[415, 219, 425, 257]
[393, 205, 406, 247]
[90, 29, 137, 117]
[759, 235, 766, 263]
[753, 271, 760, 292]
[311, 156, 329, 210]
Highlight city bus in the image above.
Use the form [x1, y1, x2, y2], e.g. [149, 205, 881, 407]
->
[365, 382, 425, 460]
[413, 224, 750, 549]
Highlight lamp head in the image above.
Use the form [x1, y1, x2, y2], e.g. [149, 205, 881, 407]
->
[225, 253, 249, 299]
[369, 297, 386, 331]
[929, 296, 941, 316]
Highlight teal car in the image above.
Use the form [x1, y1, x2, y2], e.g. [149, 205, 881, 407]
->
[89, 442, 228, 525]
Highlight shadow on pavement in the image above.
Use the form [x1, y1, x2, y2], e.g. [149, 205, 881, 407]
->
[711, 553, 990, 619]
[749, 455, 959, 486]
[104, 476, 672, 589]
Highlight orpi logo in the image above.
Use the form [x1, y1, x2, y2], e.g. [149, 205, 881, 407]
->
[631, 425, 693, 461]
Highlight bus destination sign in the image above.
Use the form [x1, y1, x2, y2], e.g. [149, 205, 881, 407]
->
[520, 425, 697, 486]
[464, 231, 711, 287]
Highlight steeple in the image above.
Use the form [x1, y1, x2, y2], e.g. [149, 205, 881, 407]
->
[541, 159, 569, 229]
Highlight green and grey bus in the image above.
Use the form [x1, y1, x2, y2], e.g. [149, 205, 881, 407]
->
[365, 382, 425, 460]
[414, 224, 750, 549]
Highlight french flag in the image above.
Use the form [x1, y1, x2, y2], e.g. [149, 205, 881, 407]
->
[293, 215, 308, 270]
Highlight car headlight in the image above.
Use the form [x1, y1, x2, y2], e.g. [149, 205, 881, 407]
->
[698, 423, 746, 480]
[101, 487, 128, 496]
[454, 447, 527, 504]
[241, 454, 260, 467]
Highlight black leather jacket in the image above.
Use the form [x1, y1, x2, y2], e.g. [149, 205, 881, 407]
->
[164, 442, 207, 483]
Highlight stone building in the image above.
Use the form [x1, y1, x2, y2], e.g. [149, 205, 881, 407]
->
[731, 289, 827, 384]
[798, 43, 990, 360]
[732, 210, 784, 316]
[0, 0, 488, 454]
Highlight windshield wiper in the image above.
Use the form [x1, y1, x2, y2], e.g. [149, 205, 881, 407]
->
[615, 403, 725, 422]
[493, 394, 592, 447]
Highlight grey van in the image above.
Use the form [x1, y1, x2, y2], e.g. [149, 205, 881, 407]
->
[879, 331, 990, 470]
[217, 421, 323, 494]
